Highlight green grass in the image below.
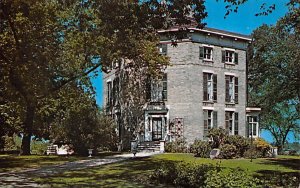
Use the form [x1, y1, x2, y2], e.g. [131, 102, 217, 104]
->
[0, 152, 120, 173]
[32, 153, 300, 187]
[154, 153, 300, 174]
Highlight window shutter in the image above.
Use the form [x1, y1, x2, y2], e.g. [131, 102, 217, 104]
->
[234, 52, 238, 64]
[234, 112, 239, 135]
[213, 111, 218, 128]
[199, 46, 204, 59]
[112, 80, 116, 106]
[203, 73, 208, 101]
[225, 111, 230, 131]
[225, 76, 230, 102]
[163, 44, 167, 55]
[203, 110, 208, 139]
[222, 50, 225, 63]
[234, 77, 239, 104]
[146, 77, 151, 101]
[213, 74, 217, 102]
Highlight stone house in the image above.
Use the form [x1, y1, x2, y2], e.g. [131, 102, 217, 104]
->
[103, 27, 260, 148]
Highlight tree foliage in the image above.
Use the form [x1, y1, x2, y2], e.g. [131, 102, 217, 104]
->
[248, 1, 300, 151]
[0, 0, 211, 154]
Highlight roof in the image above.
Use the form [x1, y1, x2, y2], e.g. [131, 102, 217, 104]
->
[158, 26, 252, 41]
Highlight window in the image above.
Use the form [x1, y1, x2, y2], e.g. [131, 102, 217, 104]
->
[225, 75, 238, 103]
[199, 46, 213, 61]
[222, 50, 238, 64]
[203, 73, 217, 102]
[149, 73, 167, 102]
[159, 44, 167, 55]
[247, 116, 259, 137]
[107, 81, 112, 106]
[162, 73, 167, 100]
[112, 78, 119, 105]
[203, 110, 217, 138]
[225, 111, 238, 135]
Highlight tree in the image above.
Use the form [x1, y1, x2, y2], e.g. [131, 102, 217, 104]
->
[248, 1, 300, 151]
[0, 0, 211, 154]
[49, 88, 118, 155]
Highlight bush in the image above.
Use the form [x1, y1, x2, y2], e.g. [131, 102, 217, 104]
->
[165, 138, 188, 153]
[151, 162, 214, 187]
[224, 135, 250, 157]
[190, 140, 211, 158]
[219, 144, 237, 159]
[151, 162, 261, 188]
[253, 138, 272, 157]
[207, 128, 227, 148]
[205, 168, 261, 188]
[243, 148, 260, 159]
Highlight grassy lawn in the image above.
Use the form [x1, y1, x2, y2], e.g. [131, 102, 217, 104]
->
[32, 153, 300, 187]
[0, 152, 120, 173]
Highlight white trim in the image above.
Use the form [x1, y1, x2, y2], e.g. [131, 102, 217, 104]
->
[190, 28, 251, 41]
[225, 108, 235, 111]
[201, 44, 215, 48]
[246, 107, 261, 111]
[202, 106, 214, 110]
[224, 72, 237, 76]
[157, 28, 252, 41]
[106, 79, 112, 82]
[223, 47, 236, 51]
[203, 70, 215, 74]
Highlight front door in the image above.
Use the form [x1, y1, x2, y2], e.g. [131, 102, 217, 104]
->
[152, 117, 162, 141]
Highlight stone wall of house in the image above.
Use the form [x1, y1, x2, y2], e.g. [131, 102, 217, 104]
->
[103, 29, 251, 145]
[164, 32, 249, 143]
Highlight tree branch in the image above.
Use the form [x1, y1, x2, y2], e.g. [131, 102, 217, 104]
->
[38, 62, 102, 99]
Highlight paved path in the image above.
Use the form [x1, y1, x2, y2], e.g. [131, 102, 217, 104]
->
[0, 152, 159, 188]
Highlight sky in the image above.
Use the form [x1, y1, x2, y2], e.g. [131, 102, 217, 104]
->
[91, 0, 295, 143]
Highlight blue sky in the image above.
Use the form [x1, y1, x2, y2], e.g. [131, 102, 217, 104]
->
[91, 1, 295, 143]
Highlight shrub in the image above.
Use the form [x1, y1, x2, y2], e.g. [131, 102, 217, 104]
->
[207, 128, 228, 148]
[190, 140, 211, 158]
[219, 144, 237, 159]
[224, 135, 250, 157]
[165, 138, 188, 153]
[243, 148, 260, 159]
[205, 168, 261, 188]
[151, 162, 214, 187]
[151, 162, 261, 188]
[253, 138, 272, 157]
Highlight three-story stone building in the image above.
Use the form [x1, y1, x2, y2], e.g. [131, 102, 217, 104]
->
[104, 27, 260, 148]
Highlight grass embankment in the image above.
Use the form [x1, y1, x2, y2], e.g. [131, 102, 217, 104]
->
[33, 153, 300, 187]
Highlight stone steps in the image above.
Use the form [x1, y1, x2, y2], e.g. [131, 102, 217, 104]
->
[137, 141, 160, 152]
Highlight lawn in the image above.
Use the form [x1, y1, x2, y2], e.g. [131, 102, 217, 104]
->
[0, 152, 120, 173]
[32, 153, 300, 187]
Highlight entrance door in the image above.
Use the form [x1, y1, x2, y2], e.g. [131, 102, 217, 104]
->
[152, 118, 162, 141]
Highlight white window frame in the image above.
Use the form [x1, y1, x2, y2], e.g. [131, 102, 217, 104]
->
[248, 116, 259, 138]
[225, 50, 235, 64]
[225, 111, 237, 135]
[207, 110, 213, 130]
[207, 74, 213, 101]
[204, 47, 213, 61]
[229, 76, 235, 103]
[225, 75, 237, 103]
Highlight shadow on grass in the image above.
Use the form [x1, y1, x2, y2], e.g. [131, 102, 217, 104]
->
[254, 158, 300, 187]
[0, 152, 120, 173]
[258, 158, 300, 171]
[34, 156, 176, 188]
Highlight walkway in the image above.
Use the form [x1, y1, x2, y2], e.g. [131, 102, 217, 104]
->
[0, 152, 159, 188]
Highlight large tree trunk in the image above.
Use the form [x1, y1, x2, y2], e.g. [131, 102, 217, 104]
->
[20, 104, 35, 155]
